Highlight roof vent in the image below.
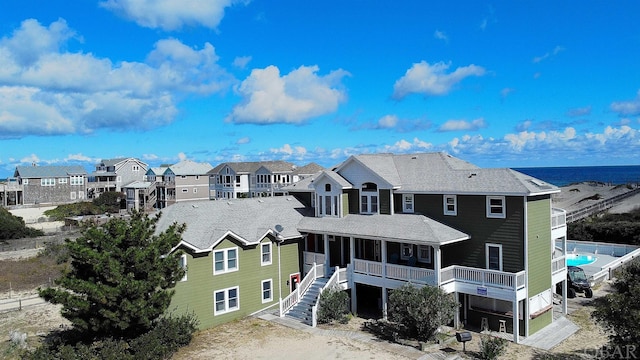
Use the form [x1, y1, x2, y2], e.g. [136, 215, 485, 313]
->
[411, 156, 417, 159]
[468, 173, 477, 178]
[227, 201, 233, 205]
[192, 204, 198, 208]
[258, 199, 264, 203]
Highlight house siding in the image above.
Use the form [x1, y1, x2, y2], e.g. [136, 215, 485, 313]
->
[526, 195, 553, 334]
[169, 236, 300, 329]
[23, 178, 87, 205]
[411, 194, 525, 272]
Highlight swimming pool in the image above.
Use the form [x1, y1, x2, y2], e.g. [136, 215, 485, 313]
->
[566, 254, 597, 267]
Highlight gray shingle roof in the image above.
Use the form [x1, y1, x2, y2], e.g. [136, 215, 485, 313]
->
[155, 197, 311, 252]
[347, 152, 558, 196]
[209, 161, 297, 175]
[15, 165, 87, 178]
[169, 160, 213, 176]
[298, 213, 469, 246]
[292, 162, 324, 175]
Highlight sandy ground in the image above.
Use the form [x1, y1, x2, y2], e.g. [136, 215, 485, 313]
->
[552, 182, 640, 214]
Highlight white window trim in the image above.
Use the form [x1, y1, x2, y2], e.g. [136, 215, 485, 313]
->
[443, 195, 457, 216]
[70, 192, 76, 200]
[214, 286, 240, 315]
[179, 254, 188, 282]
[400, 243, 413, 261]
[58, 178, 67, 184]
[261, 279, 273, 303]
[213, 247, 239, 275]
[403, 194, 414, 213]
[261, 242, 272, 266]
[486, 196, 506, 219]
[486, 243, 503, 271]
[417, 245, 431, 263]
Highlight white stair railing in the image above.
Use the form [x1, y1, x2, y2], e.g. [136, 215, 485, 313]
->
[279, 262, 321, 317]
[311, 266, 340, 327]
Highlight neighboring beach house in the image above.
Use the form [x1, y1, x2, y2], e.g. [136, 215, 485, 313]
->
[12, 165, 88, 205]
[156, 196, 308, 329]
[163, 160, 213, 205]
[154, 152, 569, 344]
[208, 161, 312, 200]
[122, 181, 156, 213]
[87, 158, 149, 198]
[145, 166, 170, 209]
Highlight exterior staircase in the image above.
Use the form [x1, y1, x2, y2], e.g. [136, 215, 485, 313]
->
[284, 277, 328, 325]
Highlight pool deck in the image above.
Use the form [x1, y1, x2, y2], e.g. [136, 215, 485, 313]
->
[576, 253, 617, 278]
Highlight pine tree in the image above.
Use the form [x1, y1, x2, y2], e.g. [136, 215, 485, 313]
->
[39, 211, 186, 339]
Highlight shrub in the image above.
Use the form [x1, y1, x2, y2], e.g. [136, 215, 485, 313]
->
[316, 287, 350, 324]
[479, 335, 508, 360]
[387, 284, 457, 342]
[0, 207, 44, 240]
[25, 313, 198, 359]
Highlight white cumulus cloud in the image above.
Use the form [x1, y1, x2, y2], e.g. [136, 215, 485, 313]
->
[0, 19, 234, 139]
[611, 90, 640, 116]
[392, 61, 486, 99]
[227, 65, 350, 124]
[438, 118, 487, 132]
[99, 0, 245, 31]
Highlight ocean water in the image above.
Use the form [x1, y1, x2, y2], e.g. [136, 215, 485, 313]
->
[513, 165, 640, 187]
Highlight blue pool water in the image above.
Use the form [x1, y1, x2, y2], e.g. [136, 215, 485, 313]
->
[566, 254, 597, 267]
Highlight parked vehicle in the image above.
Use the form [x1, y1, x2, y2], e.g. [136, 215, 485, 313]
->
[557, 266, 593, 298]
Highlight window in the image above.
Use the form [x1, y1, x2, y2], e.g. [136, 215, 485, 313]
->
[70, 176, 84, 185]
[23, 179, 29, 185]
[132, 165, 140, 172]
[261, 279, 273, 303]
[179, 254, 188, 281]
[236, 176, 240, 187]
[41, 178, 55, 186]
[486, 243, 503, 271]
[444, 195, 457, 216]
[486, 196, 506, 218]
[214, 248, 238, 274]
[400, 243, 413, 260]
[418, 245, 431, 263]
[325, 184, 331, 192]
[193, 188, 198, 193]
[58, 178, 68, 184]
[78, 191, 85, 199]
[70, 192, 76, 200]
[116, 176, 121, 183]
[261, 242, 272, 265]
[182, 188, 188, 193]
[214, 287, 239, 315]
[196, 175, 200, 180]
[402, 194, 414, 213]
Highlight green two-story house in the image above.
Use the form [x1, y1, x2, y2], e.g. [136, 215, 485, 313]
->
[155, 197, 309, 329]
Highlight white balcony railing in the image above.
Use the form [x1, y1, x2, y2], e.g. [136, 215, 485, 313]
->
[386, 263, 435, 284]
[304, 251, 326, 267]
[552, 255, 566, 274]
[552, 208, 567, 229]
[441, 265, 526, 291]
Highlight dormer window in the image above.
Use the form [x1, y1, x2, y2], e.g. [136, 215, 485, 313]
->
[325, 184, 331, 192]
[360, 182, 378, 214]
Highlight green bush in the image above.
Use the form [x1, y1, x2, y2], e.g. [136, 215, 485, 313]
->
[316, 287, 350, 324]
[0, 207, 44, 240]
[43, 202, 102, 221]
[479, 335, 508, 360]
[25, 313, 198, 359]
[387, 284, 457, 342]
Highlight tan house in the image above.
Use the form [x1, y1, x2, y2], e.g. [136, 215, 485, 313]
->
[164, 160, 213, 205]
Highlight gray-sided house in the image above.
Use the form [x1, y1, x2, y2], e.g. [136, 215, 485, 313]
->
[13, 165, 88, 205]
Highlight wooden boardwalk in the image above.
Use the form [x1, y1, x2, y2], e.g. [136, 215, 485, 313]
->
[519, 316, 579, 350]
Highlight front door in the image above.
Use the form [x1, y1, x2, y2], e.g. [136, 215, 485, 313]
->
[290, 273, 301, 292]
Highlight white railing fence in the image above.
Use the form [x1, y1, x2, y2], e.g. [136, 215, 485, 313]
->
[551, 208, 567, 229]
[279, 262, 323, 317]
[311, 266, 341, 327]
[552, 255, 566, 274]
[440, 265, 525, 290]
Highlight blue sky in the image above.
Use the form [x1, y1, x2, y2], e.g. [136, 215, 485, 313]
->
[1, 1, 640, 178]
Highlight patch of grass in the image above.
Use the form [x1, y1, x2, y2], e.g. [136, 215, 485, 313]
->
[0, 246, 67, 294]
